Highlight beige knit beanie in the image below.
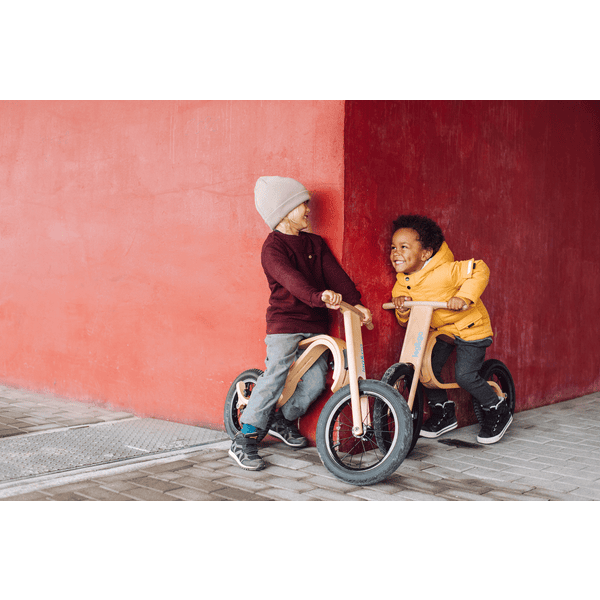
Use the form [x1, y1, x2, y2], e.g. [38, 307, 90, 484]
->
[254, 176, 310, 230]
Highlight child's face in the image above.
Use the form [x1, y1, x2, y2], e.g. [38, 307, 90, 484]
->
[285, 201, 310, 233]
[390, 228, 433, 274]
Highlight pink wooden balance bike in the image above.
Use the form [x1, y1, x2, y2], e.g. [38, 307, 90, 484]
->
[382, 301, 515, 454]
[224, 302, 413, 486]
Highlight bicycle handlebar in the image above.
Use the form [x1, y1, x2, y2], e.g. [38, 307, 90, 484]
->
[382, 301, 467, 311]
[339, 301, 374, 330]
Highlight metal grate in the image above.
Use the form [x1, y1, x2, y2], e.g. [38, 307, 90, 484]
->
[0, 418, 229, 483]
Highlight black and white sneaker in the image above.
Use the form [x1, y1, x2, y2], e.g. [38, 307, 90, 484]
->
[477, 397, 513, 444]
[269, 412, 308, 448]
[229, 433, 266, 470]
[420, 401, 458, 438]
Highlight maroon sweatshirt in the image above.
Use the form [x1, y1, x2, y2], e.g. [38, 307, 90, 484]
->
[261, 230, 362, 335]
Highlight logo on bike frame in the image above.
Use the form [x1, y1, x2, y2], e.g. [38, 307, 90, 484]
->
[412, 332, 425, 359]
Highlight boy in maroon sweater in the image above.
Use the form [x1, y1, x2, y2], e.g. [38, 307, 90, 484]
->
[229, 176, 372, 471]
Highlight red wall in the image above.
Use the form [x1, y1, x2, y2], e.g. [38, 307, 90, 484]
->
[342, 100, 600, 425]
[0, 100, 345, 428]
[1, 100, 599, 434]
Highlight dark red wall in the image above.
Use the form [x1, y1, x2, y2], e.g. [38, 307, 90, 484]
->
[340, 100, 600, 426]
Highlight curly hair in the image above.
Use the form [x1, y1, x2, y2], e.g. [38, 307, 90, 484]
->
[392, 214, 445, 254]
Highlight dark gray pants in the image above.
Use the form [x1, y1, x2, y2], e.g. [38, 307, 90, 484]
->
[426, 337, 498, 408]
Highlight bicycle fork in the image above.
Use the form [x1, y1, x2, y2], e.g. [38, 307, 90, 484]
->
[342, 308, 369, 437]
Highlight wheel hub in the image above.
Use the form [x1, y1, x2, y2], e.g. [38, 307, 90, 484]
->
[353, 424, 375, 442]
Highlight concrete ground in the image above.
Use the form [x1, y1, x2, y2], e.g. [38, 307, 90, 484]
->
[1, 383, 599, 501]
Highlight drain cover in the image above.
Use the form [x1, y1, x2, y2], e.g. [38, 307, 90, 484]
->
[0, 418, 229, 483]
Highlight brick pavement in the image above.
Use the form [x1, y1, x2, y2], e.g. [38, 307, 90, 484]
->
[0, 384, 134, 437]
[1, 383, 599, 501]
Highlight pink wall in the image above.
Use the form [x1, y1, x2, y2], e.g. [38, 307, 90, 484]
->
[342, 100, 600, 426]
[1, 100, 599, 434]
[0, 100, 345, 428]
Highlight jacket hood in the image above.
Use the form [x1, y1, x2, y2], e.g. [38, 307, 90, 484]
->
[424, 241, 454, 271]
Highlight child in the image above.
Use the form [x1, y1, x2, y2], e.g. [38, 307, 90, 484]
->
[229, 176, 372, 471]
[389, 214, 512, 444]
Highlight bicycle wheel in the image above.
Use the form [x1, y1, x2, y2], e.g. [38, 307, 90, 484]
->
[473, 359, 516, 425]
[223, 368, 264, 440]
[380, 363, 423, 455]
[316, 379, 412, 486]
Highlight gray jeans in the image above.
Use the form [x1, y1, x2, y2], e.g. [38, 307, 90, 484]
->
[426, 337, 498, 408]
[240, 333, 329, 430]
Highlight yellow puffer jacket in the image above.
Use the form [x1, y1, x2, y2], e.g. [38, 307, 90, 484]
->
[391, 242, 493, 341]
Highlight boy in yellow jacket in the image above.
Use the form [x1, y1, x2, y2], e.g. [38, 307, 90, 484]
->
[390, 214, 512, 444]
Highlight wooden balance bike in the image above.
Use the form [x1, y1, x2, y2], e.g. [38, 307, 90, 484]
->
[381, 301, 516, 454]
[224, 302, 412, 486]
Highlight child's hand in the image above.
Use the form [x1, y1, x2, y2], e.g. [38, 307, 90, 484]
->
[354, 304, 373, 328]
[322, 290, 342, 309]
[392, 296, 412, 312]
[447, 296, 469, 311]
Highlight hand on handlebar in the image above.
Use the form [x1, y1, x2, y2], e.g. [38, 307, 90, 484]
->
[447, 296, 470, 311]
[322, 292, 373, 328]
[384, 299, 469, 312]
[321, 290, 342, 309]
[392, 296, 412, 312]
[354, 304, 373, 328]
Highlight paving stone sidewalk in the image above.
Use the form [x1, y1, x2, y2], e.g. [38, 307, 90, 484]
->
[0, 384, 135, 437]
[1, 383, 599, 501]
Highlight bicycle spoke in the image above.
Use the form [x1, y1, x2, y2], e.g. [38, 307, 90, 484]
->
[326, 392, 399, 470]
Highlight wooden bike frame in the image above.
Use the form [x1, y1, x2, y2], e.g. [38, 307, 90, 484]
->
[238, 301, 372, 437]
[383, 301, 504, 408]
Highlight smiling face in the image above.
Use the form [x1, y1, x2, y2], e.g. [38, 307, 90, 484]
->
[280, 201, 310, 235]
[390, 228, 433, 274]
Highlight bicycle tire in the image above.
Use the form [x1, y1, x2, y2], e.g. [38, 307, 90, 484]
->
[380, 362, 423, 455]
[316, 379, 412, 486]
[473, 359, 516, 425]
[223, 368, 265, 440]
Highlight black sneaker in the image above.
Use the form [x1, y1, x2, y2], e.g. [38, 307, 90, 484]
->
[420, 401, 458, 438]
[477, 397, 513, 444]
[269, 412, 308, 448]
[229, 432, 266, 470]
